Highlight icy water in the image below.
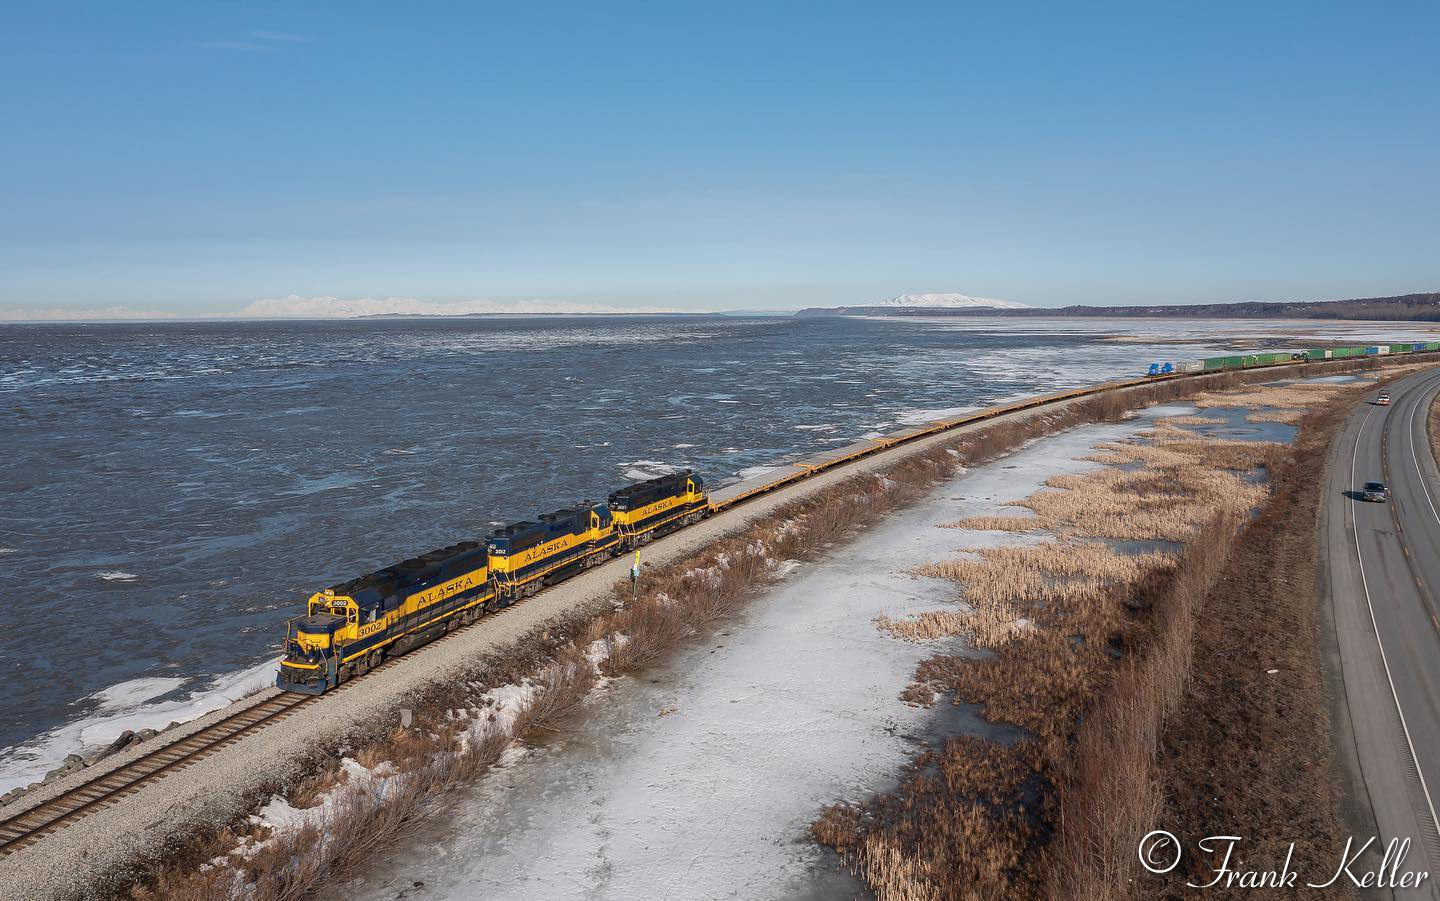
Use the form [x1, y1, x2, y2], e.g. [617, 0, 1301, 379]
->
[340, 417, 1158, 901]
[0, 315, 1427, 788]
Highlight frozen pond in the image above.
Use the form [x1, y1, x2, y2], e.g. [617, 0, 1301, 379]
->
[342, 413, 1180, 900]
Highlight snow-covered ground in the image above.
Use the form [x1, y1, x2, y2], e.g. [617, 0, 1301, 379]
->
[871, 293, 1028, 310]
[341, 414, 1186, 900]
[871, 315, 1440, 345]
[0, 659, 276, 794]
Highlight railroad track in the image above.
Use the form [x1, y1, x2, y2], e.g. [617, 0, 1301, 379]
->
[0, 600, 530, 856]
[0, 353, 1420, 857]
[0, 693, 312, 855]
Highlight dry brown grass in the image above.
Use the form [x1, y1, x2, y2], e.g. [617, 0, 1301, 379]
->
[1193, 382, 1345, 410]
[875, 609, 1007, 644]
[1431, 385, 1440, 481]
[902, 540, 1139, 650]
[1135, 394, 1369, 897]
[814, 736, 1047, 899]
[1045, 510, 1242, 899]
[1245, 409, 1304, 424]
[941, 513, 1041, 532]
[818, 364, 1440, 900]
[827, 492, 1254, 899]
[999, 453, 1269, 543]
[1155, 414, 1226, 426]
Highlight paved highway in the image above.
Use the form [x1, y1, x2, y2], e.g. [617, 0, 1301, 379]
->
[1328, 367, 1440, 898]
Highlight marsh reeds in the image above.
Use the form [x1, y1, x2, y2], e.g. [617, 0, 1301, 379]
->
[817, 362, 1434, 901]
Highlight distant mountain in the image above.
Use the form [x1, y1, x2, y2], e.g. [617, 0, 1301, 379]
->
[714, 309, 799, 317]
[238, 294, 686, 318]
[873, 293, 1028, 310]
[798, 292, 1440, 321]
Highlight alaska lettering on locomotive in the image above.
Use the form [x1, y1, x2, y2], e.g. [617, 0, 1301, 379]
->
[486, 500, 620, 601]
[276, 471, 712, 695]
[277, 539, 495, 693]
[609, 470, 708, 547]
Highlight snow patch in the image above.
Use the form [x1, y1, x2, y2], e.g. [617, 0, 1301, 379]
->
[621, 460, 677, 480]
[585, 634, 630, 669]
[91, 677, 187, 711]
[874, 292, 1028, 310]
[0, 658, 279, 794]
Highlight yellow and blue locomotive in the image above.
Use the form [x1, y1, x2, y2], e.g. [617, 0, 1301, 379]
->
[277, 540, 494, 693]
[608, 470, 708, 546]
[486, 500, 621, 601]
[277, 470, 709, 693]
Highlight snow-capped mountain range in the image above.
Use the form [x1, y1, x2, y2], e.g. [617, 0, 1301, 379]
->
[874, 293, 1028, 310]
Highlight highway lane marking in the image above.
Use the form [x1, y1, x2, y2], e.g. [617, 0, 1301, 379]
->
[1350, 386, 1440, 848]
[1390, 376, 1440, 628]
[1405, 375, 1440, 533]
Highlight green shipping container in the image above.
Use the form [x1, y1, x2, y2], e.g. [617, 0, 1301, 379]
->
[1426, 342, 1440, 351]
[1202, 357, 1228, 371]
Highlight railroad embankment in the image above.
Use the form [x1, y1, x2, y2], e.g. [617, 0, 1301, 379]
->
[0, 356, 1423, 901]
[815, 366, 1435, 899]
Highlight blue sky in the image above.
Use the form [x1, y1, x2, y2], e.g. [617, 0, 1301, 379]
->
[2, 1, 1437, 316]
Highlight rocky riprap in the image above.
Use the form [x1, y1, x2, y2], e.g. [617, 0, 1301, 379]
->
[0, 721, 183, 809]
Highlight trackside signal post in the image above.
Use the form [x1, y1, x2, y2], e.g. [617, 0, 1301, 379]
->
[627, 546, 639, 604]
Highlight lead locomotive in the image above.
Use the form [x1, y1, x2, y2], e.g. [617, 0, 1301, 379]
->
[277, 470, 708, 693]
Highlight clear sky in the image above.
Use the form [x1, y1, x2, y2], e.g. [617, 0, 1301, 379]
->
[2, 1, 1437, 317]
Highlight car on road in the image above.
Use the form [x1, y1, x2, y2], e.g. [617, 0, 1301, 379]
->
[1362, 481, 1390, 502]
[1375, 392, 1391, 406]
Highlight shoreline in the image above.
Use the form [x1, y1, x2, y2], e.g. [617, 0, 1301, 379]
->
[0, 355, 1422, 900]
